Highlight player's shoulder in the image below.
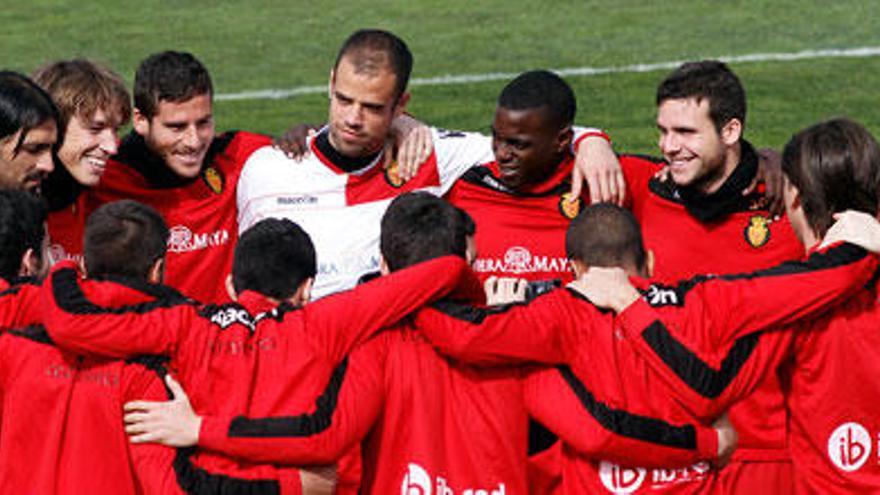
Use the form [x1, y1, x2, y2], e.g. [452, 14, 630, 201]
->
[218, 130, 273, 159]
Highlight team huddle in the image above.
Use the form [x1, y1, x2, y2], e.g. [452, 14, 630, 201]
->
[0, 28, 879, 495]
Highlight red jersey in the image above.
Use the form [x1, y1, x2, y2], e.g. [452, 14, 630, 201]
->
[43, 256, 477, 494]
[620, 144, 805, 486]
[43, 165, 90, 266]
[447, 157, 586, 283]
[610, 243, 880, 493]
[0, 277, 179, 494]
[94, 130, 272, 303]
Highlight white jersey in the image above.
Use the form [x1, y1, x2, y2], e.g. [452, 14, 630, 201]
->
[237, 128, 492, 299]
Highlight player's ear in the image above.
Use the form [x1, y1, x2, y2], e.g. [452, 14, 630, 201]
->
[147, 257, 165, 284]
[291, 277, 313, 306]
[720, 118, 742, 147]
[393, 92, 410, 118]
[557, 126, 574, 154]
[18, 248, 39, 278]
[225, 274, 238, 302]
[132, 108, 150, 137]
[379, 255, 391, 276]
[570, 259, 587, 278]
[327, 69, 336, 100]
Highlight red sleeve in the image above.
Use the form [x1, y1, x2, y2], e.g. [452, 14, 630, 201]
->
[524, 367, 718, 468]
[412, 289, 586, 365]
[302, 255, 480, 363]
[198, 334, 388, 464]
[42, 263, 197, 358]
[122, 358, 185, 494]
[616, 242, 875, 414]
[0, 283, 41, 329]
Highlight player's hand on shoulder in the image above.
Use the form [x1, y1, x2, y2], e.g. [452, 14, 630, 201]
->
[752, 147, 784, 218]
[712, 413, 738, 469]
[274, 123, 320, 160]
[820, 209, 880, 253]
[484, 276, 528, 306]
[387, 114, 433, 182]
[572, 135, 625, 206]
[300, 465, 337, 495]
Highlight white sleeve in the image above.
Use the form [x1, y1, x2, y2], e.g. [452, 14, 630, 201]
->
[430, 128, 494, 195]
[236, 145, 292, 234]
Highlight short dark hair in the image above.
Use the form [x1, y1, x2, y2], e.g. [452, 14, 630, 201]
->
[134, 51, 213, 119]
[0, 71, 61, 155]
[84, 200, 168, 280]
[566, 203, 646, 272]
[380, 192, 472, 272]
[232, 218, 316, 300]
[782, 118, 880, 237]
[334, 29, 413, 101]
[32, 58, 131, 131]
[0, 189, 47, 281]
[498, 70, 577, 129]
[656, 60, 746, 133]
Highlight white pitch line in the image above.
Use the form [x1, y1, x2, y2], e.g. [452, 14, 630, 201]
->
[215, 46, 880, 102]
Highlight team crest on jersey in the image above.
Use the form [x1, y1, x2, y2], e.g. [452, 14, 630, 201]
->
[384, 160, 404, 188]
[744, 215, 770, 248]
[558, 192, 581, 220]
[203, 167, 224, 194]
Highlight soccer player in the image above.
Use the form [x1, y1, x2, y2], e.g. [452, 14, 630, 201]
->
[42, 203, 479, 493]
[0, 198, 179, 494]
[610, 60, 805, 493]
[0, 71, 59, 193]
[600, 118, 880, 493]
[236, 29, 617, 300]
[117, 193, 734, 495]
[32, 59, 132, 265]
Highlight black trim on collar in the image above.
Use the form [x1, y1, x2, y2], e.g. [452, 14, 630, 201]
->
[646, 141, 764, 222]
[461, 165, 571, 198]
[227, 358, 348, 438]
[113, 131, 237, 189]
[557, 365, 697, 449]
[314, 129, 381, 173]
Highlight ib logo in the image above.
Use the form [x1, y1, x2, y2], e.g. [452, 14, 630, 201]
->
[599, 461, 646, 494]
[828, 422, 872, 472]
[402, 463, 432, 495]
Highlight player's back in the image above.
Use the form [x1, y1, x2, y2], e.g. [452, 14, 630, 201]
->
[361, 326, 528, 494]
[785, 285, 880, 493]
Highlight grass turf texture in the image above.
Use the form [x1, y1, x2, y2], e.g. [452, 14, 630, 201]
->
[3, 0, 879, 153]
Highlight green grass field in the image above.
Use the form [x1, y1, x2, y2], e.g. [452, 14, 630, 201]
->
[3, 1, 880, 153]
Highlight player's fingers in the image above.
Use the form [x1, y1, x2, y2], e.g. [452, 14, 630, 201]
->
[586, 173, 602, 204]
[614, 170, 627, 206]
[165, 374, 186, 402]
[124, 400, 160, 412]
[569, 167, 583, 199]
[128, 432, 161, 444]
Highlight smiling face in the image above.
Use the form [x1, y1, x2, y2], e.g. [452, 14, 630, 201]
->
[656, 97, 740, 194]
[57, 108, 123, 187]
[327, 56, 407, 158]
[0, 120, 57, 193]
[491, 106, 569, 191]
[133, 93, 214, 179]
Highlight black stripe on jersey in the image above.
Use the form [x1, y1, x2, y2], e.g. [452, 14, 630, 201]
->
[7, 325, 55, 346]
[173, 448, 280, 495]
[641, 242, 869, 308]
[641, 321, 760, 398]
[227, 357, 348, 438]
[52, 267, 192, 315]
[557, 365, 697, 449]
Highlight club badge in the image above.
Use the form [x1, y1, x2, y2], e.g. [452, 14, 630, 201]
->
[384, 160, 404, 188]
[203, 167, 224, 194]
[744, 215, 770, 248]
[558, 192, 581, 220]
